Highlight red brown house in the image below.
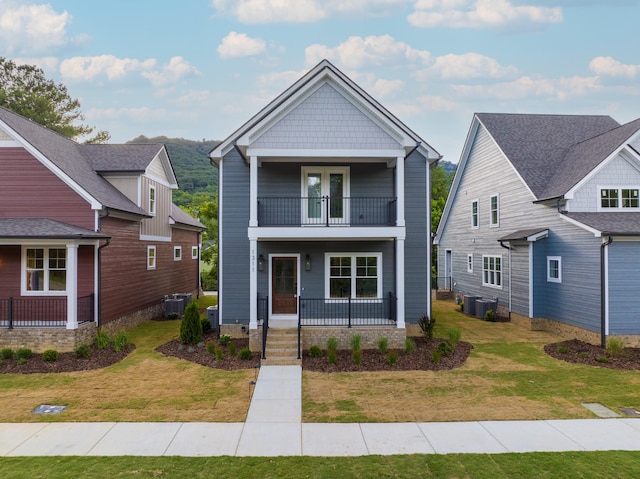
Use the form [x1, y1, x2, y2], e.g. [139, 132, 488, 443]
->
[0, 107, 204, 352]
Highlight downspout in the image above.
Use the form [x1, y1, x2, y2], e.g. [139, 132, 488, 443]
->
[97, 209, 111, 327]
[499, 241, 512, 319]
[600, 236, 613, 348]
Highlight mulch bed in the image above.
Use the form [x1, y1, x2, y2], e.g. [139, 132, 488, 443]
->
[544, 339, 640, 370]
[0, 344, 135, 374]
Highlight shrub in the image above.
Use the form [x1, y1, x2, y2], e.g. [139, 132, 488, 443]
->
[606, 337, 625, 357]
[349, 334, 362, 352]
[113, 330, 129, 352]
[17, 357, 27, 365]
[579, 351, 588, 358]
[201, 317, 211, 333]
[327, 349, 337, 365]
[215, 347, 223, 361]
[596, 356, 609, 363]
[436, 341, 453, 356]
[308, 345, 322, 358]
[459, 302, 464, 312]
[377, 337, 388, 355]
[206, 342, 216, 354]
[165, 312, 179, 320]
[42, 349, 59, 362]
[15, 348, 33, 360]
[404, 338, 415, 355]
[447, 328, 461, 350]
[432, 350, 442, 364]
[326, 336, 338, 352]
[557, 345, 570, 354]
[484, 309, 496, 322]
[95, 328, 112, 349]
[352, 349, 362, 365]
[238, 348, 252, 360]
[219, 334, 232, 346]
[75, 343, 91, 359]
[387, 350, 398, 366]
[180, 302, 203, 345]
[1, 348, 14, 360]
[418, 314, 436, 340]
[228, 341, 237, 356]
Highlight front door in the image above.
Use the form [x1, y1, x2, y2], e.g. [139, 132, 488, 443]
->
[272, 256, 298, 315]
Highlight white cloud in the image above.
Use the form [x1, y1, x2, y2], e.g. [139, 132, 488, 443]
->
[408, 0, 563, 29]
[211, 0, 407, 23]
[88, 106, 168, 122]
[11, 56, 59, 74]
[451, 75, 600, 101]
[217, 32, 267, 59]
[422, 52, 518, 79]
[371, 78, 405, 97]
[0, 2, 87, 54]
[60, 55, 199, 86]
[305, 35, 431, 69]
[589, 56, 640, 78]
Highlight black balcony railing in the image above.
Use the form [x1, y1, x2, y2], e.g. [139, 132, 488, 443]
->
[257, 197, 397, 226]
[299, 292, 396, 327]
[0, 294, 94, 328]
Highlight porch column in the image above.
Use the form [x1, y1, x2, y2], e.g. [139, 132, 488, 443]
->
[249, 155, 258, 227]
[396, 238, 406, 329]
[66, 243, 78, 330]
[396, 156, 405, 227]
[249, 238, 258, 330]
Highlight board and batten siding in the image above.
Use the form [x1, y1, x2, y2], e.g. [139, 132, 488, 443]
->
[220, 148, 251, 325]
[147, 155, 169, 182]
[608, 240, 640, 334]
[140, 176, 171, 239]
[252, 83, 400, 150]
[0, 147, 94, 229]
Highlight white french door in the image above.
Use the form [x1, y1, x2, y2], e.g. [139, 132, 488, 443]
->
[302, 167, 349, 225]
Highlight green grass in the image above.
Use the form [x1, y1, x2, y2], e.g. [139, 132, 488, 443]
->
[2, 452, 640, 478]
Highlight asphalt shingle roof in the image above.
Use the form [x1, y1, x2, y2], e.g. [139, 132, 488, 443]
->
[564, 212, 640, 235]
[0, 218, 110, 239]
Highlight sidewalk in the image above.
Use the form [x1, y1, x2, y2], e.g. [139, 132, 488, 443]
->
[2, 365, 640, 457]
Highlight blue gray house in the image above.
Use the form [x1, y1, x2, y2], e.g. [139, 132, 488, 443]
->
[434, 113, 640, 347]
[209, 60, 441, 356]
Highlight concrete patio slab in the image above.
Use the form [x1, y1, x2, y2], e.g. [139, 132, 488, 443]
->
[165, 423, 244, 456]
[480, 420, 582, 453]
[0, 423, 48, 456]
[360, 423, 435, 455]
[236, 422, 301, 456]
[548, 419, 640, 451]
[7, 422, 115, 456]
[419, 421, 508, 454]
[302, 423, 369, 456]
[87, 422, 181, 456]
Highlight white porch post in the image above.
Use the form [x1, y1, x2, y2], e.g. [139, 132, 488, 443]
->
[66, 243, 78, 330]
[249, 238, 258, 330]
[396, 238, 406, 329]
[396, 155, 405, 227]
[249, 155, 258, 227]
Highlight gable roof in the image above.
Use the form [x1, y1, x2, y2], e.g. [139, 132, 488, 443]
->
[0, 107, 163, 217]
[170, 204, 205, 230]
[210, 59, 441, 163]
[0, 218, 109, 239]
[563, 212, 640, 236]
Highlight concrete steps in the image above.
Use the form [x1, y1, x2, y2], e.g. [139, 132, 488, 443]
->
[261, 328, 301, 366]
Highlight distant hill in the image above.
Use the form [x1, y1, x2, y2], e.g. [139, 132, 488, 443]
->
[127, 135, 220, 195]
[439, 159, 457, 176]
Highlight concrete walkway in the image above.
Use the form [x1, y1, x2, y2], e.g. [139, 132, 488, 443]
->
[2, 365, 640, 457]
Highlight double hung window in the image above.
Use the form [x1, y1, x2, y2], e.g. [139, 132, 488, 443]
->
[600, 188, 639, 210]
[23, 247, 66, 294]
[482, 255, 502, 288]
[326, 253, 381, 299]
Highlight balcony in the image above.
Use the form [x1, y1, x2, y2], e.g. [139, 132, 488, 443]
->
[257, 196, 397, 227]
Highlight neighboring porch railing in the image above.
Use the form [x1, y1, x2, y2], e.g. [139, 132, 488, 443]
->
[298, 292, 396, 327]
[0, 294, 94, 328]
[257, 197, 397, 226]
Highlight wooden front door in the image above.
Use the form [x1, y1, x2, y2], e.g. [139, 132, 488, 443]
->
[272, 257, 297, 315]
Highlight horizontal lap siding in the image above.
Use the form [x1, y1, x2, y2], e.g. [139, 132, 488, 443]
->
[608, 241, 640, 334]
[0, 148, 94, 228]
[510, 245, 530, 316]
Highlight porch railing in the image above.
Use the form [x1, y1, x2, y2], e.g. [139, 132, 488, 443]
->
[299, 292, 396, 327]
[258, 295, 269, 360]
[257, 197, 397, 226]
[0, 294, 94, 328]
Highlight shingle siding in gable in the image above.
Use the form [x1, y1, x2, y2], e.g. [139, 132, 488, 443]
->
[252, 83, 400, 150]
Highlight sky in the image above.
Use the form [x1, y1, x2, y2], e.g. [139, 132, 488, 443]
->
[1, 0, 639, 163]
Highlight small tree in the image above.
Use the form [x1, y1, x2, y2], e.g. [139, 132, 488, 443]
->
[180, 302, 203, 345]
[418, 313, 436, 340]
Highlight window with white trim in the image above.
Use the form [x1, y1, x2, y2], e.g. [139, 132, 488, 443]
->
[149, 185, 156, 215]
[482, 255, 502, 288]
[191, 246, 198, 259]
[147, 246, 156, 270]
[467, 254, 473, 273]
[489, 194, 499, 227]
[302, 167, 349, 224]
[600, 187, 639, 209]
[174, 246, 182, 261]
[471, 200, 479, 229]
[547, 256, 561, 283]
[325, 253, 381, 299]
[22, 247, 66, 294]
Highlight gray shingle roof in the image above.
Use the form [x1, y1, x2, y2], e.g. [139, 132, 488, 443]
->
[0, 218, 110, 239]
[0, 107, 153, 216]
[564, 212, 640, 235]
[170, 204, 205, 229]
[476, 113, 621, 199]
[79, 143, 165, 173]
[498, 228, 548, 242]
